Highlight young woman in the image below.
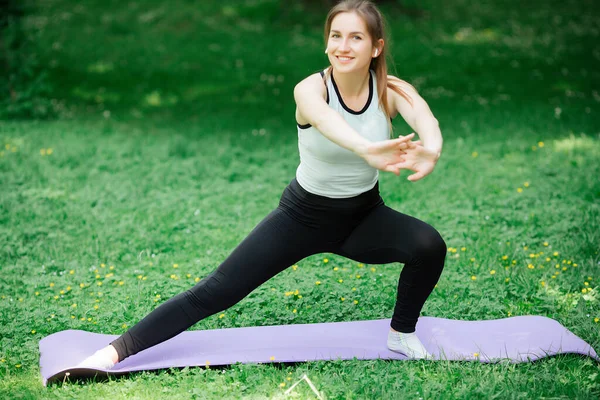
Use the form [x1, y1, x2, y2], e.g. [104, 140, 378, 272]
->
[78, 0, 445, 369]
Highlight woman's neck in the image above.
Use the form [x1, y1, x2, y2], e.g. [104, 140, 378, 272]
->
[331, 67, 371, 98]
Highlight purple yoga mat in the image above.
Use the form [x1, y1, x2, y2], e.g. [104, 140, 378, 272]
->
[39, 316, 598, 386]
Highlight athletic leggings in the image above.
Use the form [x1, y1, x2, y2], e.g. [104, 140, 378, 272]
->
[111, 179, 447, 361]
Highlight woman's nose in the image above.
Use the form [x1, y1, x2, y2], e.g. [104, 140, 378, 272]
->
[339, 39, 350, 51]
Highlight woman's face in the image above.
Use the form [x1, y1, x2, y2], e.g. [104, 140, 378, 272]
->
[327, 12, 379, 73]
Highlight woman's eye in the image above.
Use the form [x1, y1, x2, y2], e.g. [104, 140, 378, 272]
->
[353, 36, 362, 40]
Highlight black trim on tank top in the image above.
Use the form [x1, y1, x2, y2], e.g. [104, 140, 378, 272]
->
[331, 70, 373, 115]
[297, 69, 330, 130]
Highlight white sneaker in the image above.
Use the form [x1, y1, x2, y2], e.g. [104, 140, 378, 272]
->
[75, 349, 115, 370]
[387, 330, 432, 359]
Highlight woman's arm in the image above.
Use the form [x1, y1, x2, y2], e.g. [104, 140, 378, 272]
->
[387, 77, 443, 160]
[294, 73, 372, 156]
[294, 73, 415, 175]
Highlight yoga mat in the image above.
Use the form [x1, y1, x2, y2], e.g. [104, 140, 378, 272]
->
[39, 316, 599, 386]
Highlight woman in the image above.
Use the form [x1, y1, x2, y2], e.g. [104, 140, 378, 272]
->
[78, 0, 445, 369]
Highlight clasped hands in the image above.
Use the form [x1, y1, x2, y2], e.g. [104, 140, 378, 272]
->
[362, 133, 439, 182]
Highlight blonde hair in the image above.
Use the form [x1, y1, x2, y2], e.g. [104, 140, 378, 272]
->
[323, 0, 414, 123]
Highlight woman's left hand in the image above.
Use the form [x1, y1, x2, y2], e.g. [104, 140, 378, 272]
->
[393, 139, 440, 182]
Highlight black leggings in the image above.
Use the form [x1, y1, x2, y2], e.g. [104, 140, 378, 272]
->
[111, 179, 447, 361]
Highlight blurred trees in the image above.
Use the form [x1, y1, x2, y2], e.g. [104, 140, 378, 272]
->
[0, 0, 56, 119]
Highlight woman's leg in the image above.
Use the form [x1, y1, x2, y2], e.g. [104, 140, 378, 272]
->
[110, 208, 325, 362]
[338, 204, 447, 333]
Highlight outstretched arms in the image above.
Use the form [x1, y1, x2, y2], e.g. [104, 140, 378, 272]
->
[294, 73, 415, 176]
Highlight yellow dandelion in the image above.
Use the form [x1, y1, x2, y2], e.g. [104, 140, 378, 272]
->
[472, 152, 478, 158]
[333, 267, 338, 271]
[100, 263, 105, 268]
[545, 257, 551, 262]
[16, 364, 22, 368]
[323, 258, 329, 263]
[155, 294, 161, 299]
[473, 353, 479, 357]
[35, 291, 39, 296]
[356, 274, 361, 279]
[195, 277, 200, 282]
[315, 281, 321, 285]
[352, 287, 356, 291]
[490, 270, 496, 275]
[517, 188, 523, 193]
[338, 279, 343, 283]
[97, 282, 102, 286]
[173, 264, 178, 268]
[541, 281, 546, 286]
[461, 247, 467, 251]
[137, 275, 143, 279]
[122, 324, 127, 329]
[294, 289, 299, 295]
[538, 141, 544, 147]
[524, 182, 530, 188]
[585, 282, 589, 286]
[524, 246, 528, 250]
[118, 281, 124, 286]
[47, 148, 53, 154]
[470, 258, 475, 262]
[292, 309, 297, 313]
[358, 263, 364, 267]
[512, 260, 517, 265]
[573, 263, 578, 267]
[95, 274, 101, 279]
[370, 267, 376, 272]
[553, 252, 559, 256]
[71, 303, 77, 308]
[594, 318, 599, 323]
[562, 267, 567, 271]
[508, 312, 512, 316]
[270, 356, 275, 361]
[60, 290, 65, 295]
[105, 273, 113, 278]
[31, 330, 36, 334]
[142, 276, 147, 280]
[341, 297, 345, 301]
[287, 377, 292, 381]
[40, 149, 47, 156]
[292, 265, 298, 271]
[109, 265, 114, 270]
[53, 295, 58, 299]
[186, 274, 191, 278]
[501, 255, 508, 260]
[353, 300, 359, 304]
[471, 276, 477, 280]
[79, 283, 85, 288]
[582, 288, 588, 293]
[505, 278, 510, 283]
[94, 305, 99, 310]
[219, 314, 225, 319]
[49, 283, 55, 288]
[279, 383, 286, 388]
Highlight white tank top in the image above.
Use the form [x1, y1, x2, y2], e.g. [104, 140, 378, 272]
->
[296, 69, 390, 198]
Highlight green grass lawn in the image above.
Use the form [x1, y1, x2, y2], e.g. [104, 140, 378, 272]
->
[1, 0, 599, 398]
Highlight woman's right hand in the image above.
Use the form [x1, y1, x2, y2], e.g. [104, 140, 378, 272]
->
[360, 133, 416, 175]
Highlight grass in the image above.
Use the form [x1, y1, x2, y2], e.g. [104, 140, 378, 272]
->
[1, 0, 599, 398]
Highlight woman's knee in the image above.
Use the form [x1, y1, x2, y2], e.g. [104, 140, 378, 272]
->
[413, 226, 446, 262]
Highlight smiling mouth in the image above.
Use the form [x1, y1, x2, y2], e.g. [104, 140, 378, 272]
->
[336, 56, 354, 61]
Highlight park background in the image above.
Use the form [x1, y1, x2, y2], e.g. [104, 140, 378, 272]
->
[1, 0, 599, 398]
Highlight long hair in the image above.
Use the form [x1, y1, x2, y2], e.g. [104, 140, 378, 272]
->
[323, 0, 414, 125]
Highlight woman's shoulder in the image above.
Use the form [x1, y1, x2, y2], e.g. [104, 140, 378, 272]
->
[386, 75, 418, 94]
[294, 69, 329, 100]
